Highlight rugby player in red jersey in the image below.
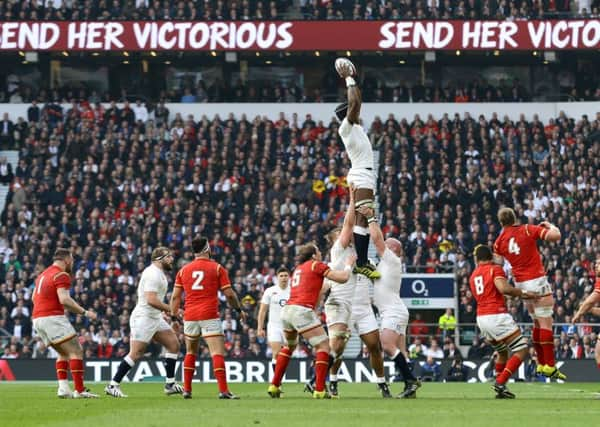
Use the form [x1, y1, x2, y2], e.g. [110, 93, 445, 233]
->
[267, 243, 356, 399]
[470, 245, 538, 398]
[572, 258, 600, 372]
[493, 207, 564, 379]
[170, 236, 246, 399]
[32, 248, 98, 398]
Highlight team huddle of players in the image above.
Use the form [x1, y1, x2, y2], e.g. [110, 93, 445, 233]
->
[29, 58, 597, 400]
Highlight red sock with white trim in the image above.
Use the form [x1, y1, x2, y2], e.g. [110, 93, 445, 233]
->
[56, 360, 69, 390]
[272, 347, 292, 387]
[183, 354, 196, 393]
[315, 351, 329, 393]
[497, 355, 523, 385]
[212, 354, 228, 393]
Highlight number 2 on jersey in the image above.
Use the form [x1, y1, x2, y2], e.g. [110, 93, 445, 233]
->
[291, 271, 301, 287]
[191, 271, 204, 290]
[474, 275, 484, 295]
[508, 237, 521, 255]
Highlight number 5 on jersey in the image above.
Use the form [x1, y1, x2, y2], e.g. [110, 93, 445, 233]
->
[191, 271, 204, 290]
[291, 271, 301, 287]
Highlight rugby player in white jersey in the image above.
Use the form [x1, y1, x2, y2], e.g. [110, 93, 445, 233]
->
[257, 267, 291, 365]
[321, 186, 358, 397]
[105, 247, 184, 398]
[304, 186, 390, 398]
[358, 205, 422, 398]
[334, 57, 380, 280]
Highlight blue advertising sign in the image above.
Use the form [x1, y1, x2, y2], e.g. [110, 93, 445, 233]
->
[399, 274, 456, 309]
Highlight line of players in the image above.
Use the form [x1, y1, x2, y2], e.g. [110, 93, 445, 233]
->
[32, 238, 245, 399]
[30, 57, 596, 400]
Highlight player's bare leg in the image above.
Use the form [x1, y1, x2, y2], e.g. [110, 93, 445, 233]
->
[491, 330, 529, 398]
[353, 188, 380, 280]
[54, 337, 98, 398]
[528, 301, 545, 376]
[182, 337, 200, 398]
[153, 329, 184, 395]
[301, 326, 332, 399]
[269, 329, 298, 398]
[105, 339, 148, 397]
[360, 330, 391, 398]
[270, 341, 282, 364]
[535, 295, 566, 380]
[205, 335, 239, 399]
[381, 329, 420, 398]
[327, 324, 350, 398]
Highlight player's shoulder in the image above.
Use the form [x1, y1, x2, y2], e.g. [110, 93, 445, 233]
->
[490, 263, 506, 277]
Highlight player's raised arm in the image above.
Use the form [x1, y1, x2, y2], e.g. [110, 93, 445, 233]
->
[325, 254, 357, 283]
[357, 205, 386, 258]
[338, 184, 356, 248]
[572, 292, 600, 323]
[538, 221, 561, 242]
[335, 58, 360, 124]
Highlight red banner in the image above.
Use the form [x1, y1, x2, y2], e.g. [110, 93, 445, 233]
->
[0, 20, 598, 51]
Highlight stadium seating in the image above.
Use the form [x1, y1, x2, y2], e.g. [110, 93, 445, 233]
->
[1, 0, 596, 21]
[0, 105, 598, 362]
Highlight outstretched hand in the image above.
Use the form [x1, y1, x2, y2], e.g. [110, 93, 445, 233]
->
[357, 205, 374, 218]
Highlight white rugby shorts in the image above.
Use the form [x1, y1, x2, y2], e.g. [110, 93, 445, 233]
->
[184, 318, 224, 338]
[350, 304, 379, 336]
[130, 315, 172, 343]
[33, 315, 76, 346]
[324, 300, 352, 328]
[477, 313, 520, 342]
[281, 305, 321, 333]
[347, 168, 376, 191]
[379, 306, 409, 335]
[266, 323, 286, 344]
[515, 276, 552, 296]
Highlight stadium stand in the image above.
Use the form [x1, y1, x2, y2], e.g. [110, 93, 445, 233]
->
[0, 104, 598, 363]
[1, 0, 597, 21]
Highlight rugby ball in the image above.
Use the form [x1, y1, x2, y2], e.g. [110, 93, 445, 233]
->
[335, 57, 357, 77]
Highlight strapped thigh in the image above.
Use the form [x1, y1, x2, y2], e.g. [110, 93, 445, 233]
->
[507, 333, 528, 352]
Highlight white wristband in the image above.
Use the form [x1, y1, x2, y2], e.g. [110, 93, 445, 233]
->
[344, 265, 352, 272]
[345, 76, 356, 87]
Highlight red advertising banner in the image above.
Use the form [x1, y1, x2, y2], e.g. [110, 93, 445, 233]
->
[0, 20, 598, 51]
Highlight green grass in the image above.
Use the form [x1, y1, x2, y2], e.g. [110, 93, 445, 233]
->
[1, 382, 598, 427]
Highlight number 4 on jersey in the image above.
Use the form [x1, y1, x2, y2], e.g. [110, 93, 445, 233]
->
[508, 237, 521, 255]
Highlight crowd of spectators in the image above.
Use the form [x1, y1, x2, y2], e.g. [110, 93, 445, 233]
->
[0, 99, 598, 365]
[0, 0, 597, 21]
[303, 0, 600, 20]
[4, 76, 600, 106]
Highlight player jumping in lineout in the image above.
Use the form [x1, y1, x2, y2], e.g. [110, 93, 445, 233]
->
[334, 57, 380, 280]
